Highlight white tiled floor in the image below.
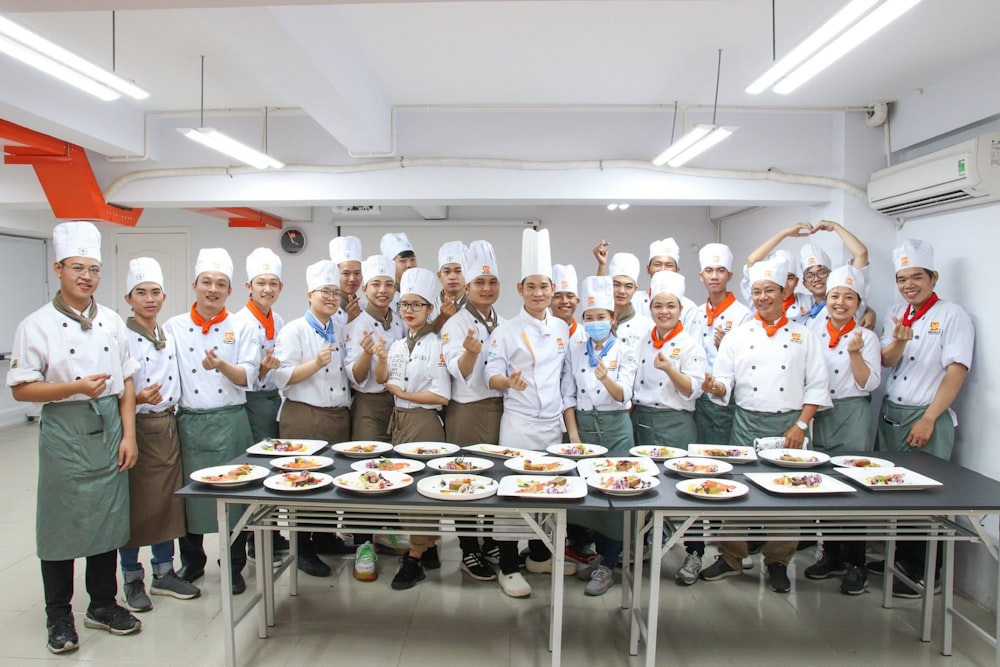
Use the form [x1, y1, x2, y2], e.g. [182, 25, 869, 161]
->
[0, 421, 996, 666]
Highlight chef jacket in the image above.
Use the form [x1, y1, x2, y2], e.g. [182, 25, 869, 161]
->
[633, 291, 702, 337]
[691, 296, 752, 373]
[615, 310, 654, 351]
[127, 326, 180, 414]
[343, 308, 405, 394]
[272, 316, 352, 408]
[632, 325, 706, 411]
[385, 334, 451, 410]
[232, 306, 285, 391]
[814, 322, 881, 401]
[440, 306, 506, 403]
[561, 333, 638, 412]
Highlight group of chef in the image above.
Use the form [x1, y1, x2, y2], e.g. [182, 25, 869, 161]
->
[7, 216, 973, 653]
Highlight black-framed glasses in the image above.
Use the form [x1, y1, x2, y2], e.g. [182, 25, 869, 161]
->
[399, 301, 431, 311]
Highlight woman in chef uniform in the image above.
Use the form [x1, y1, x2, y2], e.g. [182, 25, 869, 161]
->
[8, 221, 141, 653]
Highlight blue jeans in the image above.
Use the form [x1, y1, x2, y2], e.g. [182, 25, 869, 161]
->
[119, 541, 175, 572]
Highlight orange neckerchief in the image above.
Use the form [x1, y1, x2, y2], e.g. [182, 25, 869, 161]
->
[827, 318, 857, 349]
[245, 298, 275, 340]
[754, 312, 788, 338]
[191, 303, 228, 335]
[782, 294, 795, 312]
[651, 322, 684, 349]
[705, 293, 736, 327]
[569, 318, 578, 337]
[901, 292, 939, 327]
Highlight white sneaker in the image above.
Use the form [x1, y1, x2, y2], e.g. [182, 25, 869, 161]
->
[525, 556, 577, 576]
[675, 553, 702, 586]
[498, 571, 532, 598]
[584, 564, 615, 596]
[742, 555, 754, 570]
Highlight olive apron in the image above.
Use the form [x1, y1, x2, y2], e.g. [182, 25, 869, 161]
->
[570, 409, 634, 542]
[632, 404, 698, 449]
[178, 404, 253, 534]
[244, 388, 281, 442]
[37, 396, 130, 560]
[876, 397, 955, 461]
[125, 410, 186, 548]
[812, 396, 873, 454]
[351, 391, 394, 443]
[693, 394, 735, 445]
[444, 397, 503, 446]
[730, 407, 798, 446]
[390, 407, 445, 444]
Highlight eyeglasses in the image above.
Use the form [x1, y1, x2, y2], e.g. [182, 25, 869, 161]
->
[399, 301, 431, 311]
[803, 268, 830, 282]
[62, 262, 102, 277]
[315, 289, 341, 300]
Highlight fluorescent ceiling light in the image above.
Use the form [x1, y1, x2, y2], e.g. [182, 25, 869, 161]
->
[179, 127, 285, 170]
[0, 16, 149, 100]
[652, 124, 737, 167]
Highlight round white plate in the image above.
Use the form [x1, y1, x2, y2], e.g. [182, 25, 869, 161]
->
[586, 472, 660, 496]
[629, 446, 688, 461]
[269, 455, 334, 472]
[426, 456, 494, 473]
[332, 470, 414, 494]
[330, 441, 394, 458]
[753, 436, 810, 451]
[190, 464, 269, 487]
[503, 456, 577, 475]
[757, 448, 830, 469]
[830, 455, 895, 469]
[416, 474, 499, 501]
[393, 442, 461, 459]
[675, 478, 749, 501]
[664, 457, 734, 478]
[246, 438, 327, 456]
[263, 471, 333, 492]
[349, 457, 426, 474]
[545, 443, 609, 459]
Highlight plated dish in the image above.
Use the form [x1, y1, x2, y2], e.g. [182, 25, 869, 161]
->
[744, 472, 856, 495]
[663, 457, 734, 478]
[628, 446, 688, 461]
[757, 448, 831, 469]
[269, 455, 334, 472]
[393, 442, 461, 459]
[675, 478, 750, 501]
[496, 475, 588, 499]
[461, 444, 532, 459]
[753, 436, 810, 451]
[586, 472, 660, 496]
[503, 456, 577, 475]
[332, 470, 414, 494]
[576, 457, 658, 478]
[546, 443, 609, 459]
[687, 444, 757, 463]
[838, 466, 942, 491]
[416, 474, 499, 501]
[246, 438, 327, 456]
[263, 471, 333, 492]
[425, 455, 494, 472]
[330, 441, 394, 458]
[349, 457, 426, 474]
[190, 464, 269, 487]
[830, 455, 895, 469]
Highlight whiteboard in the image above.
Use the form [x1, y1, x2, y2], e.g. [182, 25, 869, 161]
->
[0, 234, 49, 354]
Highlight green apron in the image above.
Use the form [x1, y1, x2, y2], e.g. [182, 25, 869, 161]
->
[178, 404, 254, 534]
[631, 404, 697, 449]
[812, 396, 873, 454]
[876, 397, 954, 461]
[37, 396, 130, 560]
[570, 410, 634, 541]
[244, 388, 280, 442]
[694, 394, 735, 445]
[730, 407, 798, 447]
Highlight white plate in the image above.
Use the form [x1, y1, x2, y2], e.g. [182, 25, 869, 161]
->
[332, 470, 415, 494]
[545, 443, 609, 459]
[675, 478, 750, 501]
[393, 442, 461, 459]
[753, 436, 810, 451]
[263, 471, 334, 492]
[829, 455, 895, 469]
[837, 466, 943, 491]
[663, 457, 734, 478]
[503, 456, 577, 475]
[416, 474, 499, 501]
[629, 446, 688, 461]
[744, 472, 856, 494]
[269, 455, 334, 472]
[426, 456, 494, 473]
[576, 457, 658, 478]
[461, 444, 533, 459]
[757, 449, 830, 469]
[190, 464, 269, 487]
[687, 444, 758, 463]
[496, 475, 588, 499]
[349, 457, 426, 474]
[586, 472, 660, 496]
[246, 438, 327, 456]
[330, 441, 394, 458]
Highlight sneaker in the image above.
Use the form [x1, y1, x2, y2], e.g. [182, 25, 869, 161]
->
[391, 555, 425, 590]
[575, 556, 603, 582]
[584, 564, 615, 596]
[767, 563, 791, 593]
[892, 576, 942, 599]
[675, 553, 702, 586]
[421, 546, 441, 570]
[232, 571, 247, 595]
[840, 565, 868, 595]
[483, 544, 501, 565]
[297, 553, 332, 578]
[150, 571, 201, 600]
[353, 542, 378, 582]
[700, 556, 741, 581]
[312, 533, 356, 555]
[273, 533, 291, 553]
[84, 604, 141, 635]
[460, 551, 497, 581]
[747, 541, 764, 555]
[498, 571, 532, 598]
[122, 578, 152, 613]
[46, 616, 78, 654]
[804, 550, 847, 580]
[741, 556, 754, 570]
[176, 565, 205, 583]
[525, 556, 577, 576]
[866, 560, 886, 576]
[566, 543, 598, 564]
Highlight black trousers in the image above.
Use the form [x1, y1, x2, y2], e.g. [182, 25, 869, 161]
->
[179, 532, 247, 573]
[41, 550, 117, 623]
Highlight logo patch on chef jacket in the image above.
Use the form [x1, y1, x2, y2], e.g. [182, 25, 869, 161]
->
[438, 353, 446, 366]
[556, 337, 565, 349]
[442, 332, 450, 343]
[223, 330, 235, 344]
[790, 332, 803, 344]
[928, 321, 941, 334]
[609, 359, 618, 370]
[725, 321, 733, 330]
[9, 357, 18, 369]
[670, 347, 682, 359]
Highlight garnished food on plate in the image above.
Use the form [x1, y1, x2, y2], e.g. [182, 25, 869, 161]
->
[592, 459, 647, 473]
[636, 447, 680, 458]
[440, 456, 477, 471]
[674, 460, 720, 474]
[867, 473, 907, 485]
[778, 453, 820, 463]
[278, 471, 323, 487]
[523, 459, 565, 472]
[415, 446, 445, 455]
[201, 464, 253, 483]
[701, 447, 744, 458]
[261, 439, 307, 453]
[596, 475, 652, 491]
[283, 457, 322, 469]
[773, 473, 822, 488]
[516, 477, 569, 495]
[559, 444, 595, 456]
[364, 457, 411, 471]
[352, 471, 397, 489]
[692, 479, 738, 496]
[436, 477, 492, 495]
[346, 443, 380, 453]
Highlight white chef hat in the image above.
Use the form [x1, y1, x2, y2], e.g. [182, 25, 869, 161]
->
[699, 243, 733, 272]
[520, 228, 553, 280]
[893, 239, 934, 272]
[380, 232, 414, 259]
[826, 265, 866, 298]
[551, 264, 578, 295]
[307, 260, 339, 292]
[799, 243, 831, 272]
[607, 252, 640, 282]
[748, 259, 784, 287]
[462, 240, 499, 283]
[649, 270, 686, 301]
[649, 238, 680, 263]
[399, 267, 438, 304]
[246, 247, 282, 283]
[580, 276, 614, 312]
[438, 241, 467, 270]
[126, 257, 164, 293]
[330, 236, 362, 265]
[195, 248, 234, 281]
[770, 249, 798, 278]
[53, 221, 101, 262]
[361, 255, 394, 285]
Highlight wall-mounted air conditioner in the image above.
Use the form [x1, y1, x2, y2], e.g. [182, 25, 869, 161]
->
[867, 132, 1000, 218]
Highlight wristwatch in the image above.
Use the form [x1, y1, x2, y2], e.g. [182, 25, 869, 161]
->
[795, 420, 809, 431]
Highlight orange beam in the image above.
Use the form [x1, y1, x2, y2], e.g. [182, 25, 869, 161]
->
[188, 207, 283, 229]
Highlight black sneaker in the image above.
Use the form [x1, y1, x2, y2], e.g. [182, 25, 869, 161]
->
[297, 553, 332, 578]
[767, 563, 791, 593]
[483, 544, 501, 565]
[312, 533, 357, 555]
[391, 555, 426, 590]
[84, 604, 141, 635]
[232, 571, 247, 595]
[866, 560, 886, 576]
[747, 541, 764, 555]
[46, 616, 78, 654]
[840, 565, 868, 595]
[421, 546, 441, 570]
[176, 565, 205, 583]
[699, 556, 741, 581]
[804, 550, 847, 580]
[273, 533, 291, 553]
[460, 551, 497, 581]
[892, 576, 942, 598]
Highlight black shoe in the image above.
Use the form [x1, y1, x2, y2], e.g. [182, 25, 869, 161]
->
[312, 533, 357, 555]
[297, 553, 332, 578]
[746, 541, 764, 555]
[391, 555, 426, 590]
[273, 533, 291, 553]
[866, 559, 886, 576]
[231, 571, 247, 595]
[421, 546, 441, 570]
[796, 540, 817, 551]
[700, 556, 741, 581]
[460, 550, 497, 581]
[46, 616, 78, 654]
[892, 575, 942, 598]
[84, 604, 141, 635]
[840, 565, 868, 595]
[177, 565, 205, 583]
[767, 563, 791, 593]
[804, 550, 847, 580]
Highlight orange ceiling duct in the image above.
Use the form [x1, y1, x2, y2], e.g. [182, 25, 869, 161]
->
[188, 207, 283, 229]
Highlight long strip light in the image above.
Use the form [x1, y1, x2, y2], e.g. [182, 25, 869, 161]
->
[178, 128, 285, 170]
[747, 0, 921, 95]
[0, 15, 148, 100]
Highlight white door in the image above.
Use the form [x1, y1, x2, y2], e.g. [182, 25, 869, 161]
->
[112, 228, 191, 322]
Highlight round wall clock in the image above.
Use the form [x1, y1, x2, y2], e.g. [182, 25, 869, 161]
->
[279, 227, 307, 254]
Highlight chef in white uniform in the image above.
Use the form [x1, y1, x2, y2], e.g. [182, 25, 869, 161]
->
[431, 240, 467, 332]
[330, 235, 364, 327]
[549, 264, 587, 346]
[380, 232, 416, 316]
[606, 252, 652, 350]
